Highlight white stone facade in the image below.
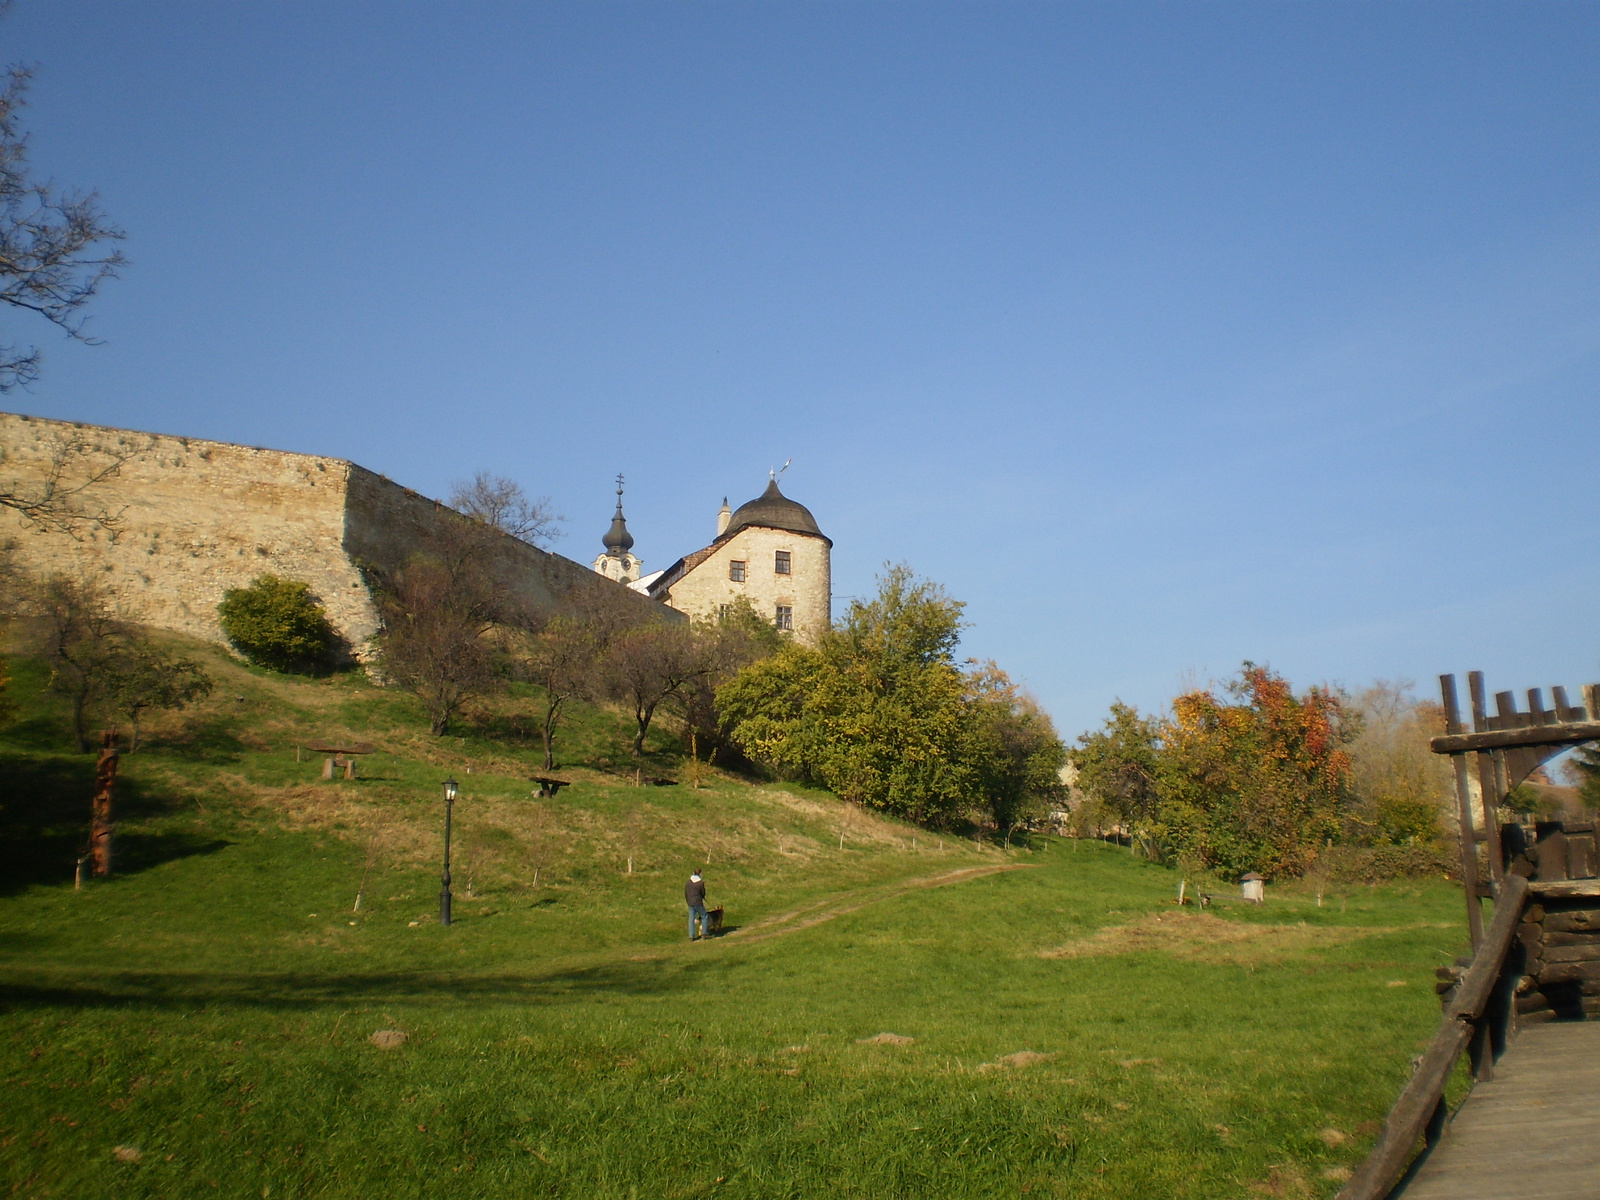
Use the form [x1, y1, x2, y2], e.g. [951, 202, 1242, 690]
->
[656, 523, 831, 644]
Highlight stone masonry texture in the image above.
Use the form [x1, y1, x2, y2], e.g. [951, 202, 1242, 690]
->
[660, 524, 830, 644]
[1, 411, 665, 658]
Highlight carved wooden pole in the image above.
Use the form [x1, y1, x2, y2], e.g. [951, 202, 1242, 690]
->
[90, 728, 119, 879]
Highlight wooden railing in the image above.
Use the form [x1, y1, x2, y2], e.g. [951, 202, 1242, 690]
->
[1335, 872, 1529, 1200]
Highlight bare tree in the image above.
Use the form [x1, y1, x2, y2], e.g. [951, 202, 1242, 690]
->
[514, 614, 600, 771]
[0, 62, 126, 391]
[448, 471, 562, 548]
[373, 552, 501, 736]
[32, 573, 129, 751]
[0, 430, 140, 537]
[605, 621, 715, 759]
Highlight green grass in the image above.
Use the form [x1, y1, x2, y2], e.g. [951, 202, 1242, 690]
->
[0, 644, 1478, 1198]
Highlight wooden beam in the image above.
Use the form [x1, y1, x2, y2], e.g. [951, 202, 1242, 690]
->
[1528, 879, 1600, 900]
[1430, 721, 1600, 754]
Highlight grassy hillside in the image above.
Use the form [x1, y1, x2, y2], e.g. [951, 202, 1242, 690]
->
[0, 642, 1477, 1198]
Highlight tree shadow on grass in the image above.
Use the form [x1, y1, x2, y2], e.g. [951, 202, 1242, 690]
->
[0, 751, 231, 895]
[0, 955, 716, 1013]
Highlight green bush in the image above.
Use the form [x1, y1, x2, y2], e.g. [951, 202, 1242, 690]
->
[1318, 843, 1456, 884]
[217, 575, 336, 672]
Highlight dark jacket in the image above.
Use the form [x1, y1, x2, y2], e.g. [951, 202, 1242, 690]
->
[685, 878, 706, 907]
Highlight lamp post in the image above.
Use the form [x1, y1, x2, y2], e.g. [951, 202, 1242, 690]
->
[440, 777, 458, 927]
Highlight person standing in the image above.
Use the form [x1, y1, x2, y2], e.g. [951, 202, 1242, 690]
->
[685, 871, 710, 941]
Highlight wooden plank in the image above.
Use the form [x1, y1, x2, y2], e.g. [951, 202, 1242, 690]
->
[1431, 721, 1600, 754]
[1337, 875, 1528, 1200]
[1398, 1023, 1600, 1200]
[1446, 874, 1530, 1022]
[1529, 879, 1600, 899]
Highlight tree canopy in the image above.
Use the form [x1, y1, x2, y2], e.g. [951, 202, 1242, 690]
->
[718, 565, 1064, 829]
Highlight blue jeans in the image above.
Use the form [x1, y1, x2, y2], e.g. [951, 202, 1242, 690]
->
[688, 904, 709, 940]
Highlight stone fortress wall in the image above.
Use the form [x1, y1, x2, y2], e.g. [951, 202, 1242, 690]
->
[1, 411, 664, 658]
[659, 523, 831, 644]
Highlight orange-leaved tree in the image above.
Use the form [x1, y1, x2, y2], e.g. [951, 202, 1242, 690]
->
[1159, 663, 1355, 880]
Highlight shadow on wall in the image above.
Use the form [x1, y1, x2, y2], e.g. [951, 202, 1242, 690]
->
[0, 751, 230, 895]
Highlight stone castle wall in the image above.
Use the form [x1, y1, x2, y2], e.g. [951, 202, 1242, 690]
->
[1, 412, 664, 657]
[660, 524, 830, 643]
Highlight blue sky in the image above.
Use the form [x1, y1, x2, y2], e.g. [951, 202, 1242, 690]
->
[4, 2, 1597, 738]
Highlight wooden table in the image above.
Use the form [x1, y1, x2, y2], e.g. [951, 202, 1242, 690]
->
[305, 741, 376, 780]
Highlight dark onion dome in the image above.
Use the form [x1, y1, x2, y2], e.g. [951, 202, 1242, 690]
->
[724, 479, 831, 547]
[601, 498, 634, 556]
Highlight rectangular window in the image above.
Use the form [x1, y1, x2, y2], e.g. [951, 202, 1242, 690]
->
[729, 560, 746, 582]
[775, 605, 793, 631]
[775, 550, 791, 575]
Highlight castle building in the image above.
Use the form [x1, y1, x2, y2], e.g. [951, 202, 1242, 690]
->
[596, 474, 831, 644]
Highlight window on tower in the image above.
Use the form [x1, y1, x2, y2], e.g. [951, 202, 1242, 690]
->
[775, 605, 793, 631]
[729, 560, 746, 582]
[774, 550, 791, 575]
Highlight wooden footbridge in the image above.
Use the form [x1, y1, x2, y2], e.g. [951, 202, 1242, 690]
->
[1339, 674, 1600, 1200]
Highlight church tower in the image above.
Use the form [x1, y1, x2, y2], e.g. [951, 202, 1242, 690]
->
[591, 475, 644, 584]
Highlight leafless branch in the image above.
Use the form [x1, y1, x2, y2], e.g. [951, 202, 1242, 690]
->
[448, 471, 563, 548]
[0, 431, 138, 538]
[0, 63, 126, 391]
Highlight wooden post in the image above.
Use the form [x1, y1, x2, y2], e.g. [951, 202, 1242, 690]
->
[1468, 672, 1505, 888]
[1442, 676, 1485, 949]
[90, 729, 119, 879]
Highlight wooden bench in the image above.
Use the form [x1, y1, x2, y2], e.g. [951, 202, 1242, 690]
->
[305, 741, 376, 780]
[533, 777, 572, 798]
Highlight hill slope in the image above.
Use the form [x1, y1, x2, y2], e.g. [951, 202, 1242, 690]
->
[0, 644, 1474, 1198]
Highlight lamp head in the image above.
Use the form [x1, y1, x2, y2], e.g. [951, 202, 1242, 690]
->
[443, 778, 458, 802]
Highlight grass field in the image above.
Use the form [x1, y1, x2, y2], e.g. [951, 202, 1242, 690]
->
[0, 644, 1477, 1198]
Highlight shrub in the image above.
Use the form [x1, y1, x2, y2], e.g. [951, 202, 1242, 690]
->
[1317, 843, 1456, 884]
[217, 575, 335, 672]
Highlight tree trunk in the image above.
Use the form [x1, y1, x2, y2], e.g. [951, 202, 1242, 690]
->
[542, 696, 563, 772]
[632, 700, 657, 758]
[72, 690, 91, 753]
[90, 729, 118, 878]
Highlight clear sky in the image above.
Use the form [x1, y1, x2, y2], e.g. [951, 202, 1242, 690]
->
[4, 1, 1597, 739]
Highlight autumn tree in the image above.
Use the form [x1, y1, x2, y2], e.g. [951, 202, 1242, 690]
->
[1343, 681, 1451, 845]
[1160, 664, 1356, 879]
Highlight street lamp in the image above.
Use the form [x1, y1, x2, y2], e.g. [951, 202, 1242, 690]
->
[440, 778, 458, 927]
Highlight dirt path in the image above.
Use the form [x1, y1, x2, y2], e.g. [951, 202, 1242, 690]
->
[718, 863, 1036, 946]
